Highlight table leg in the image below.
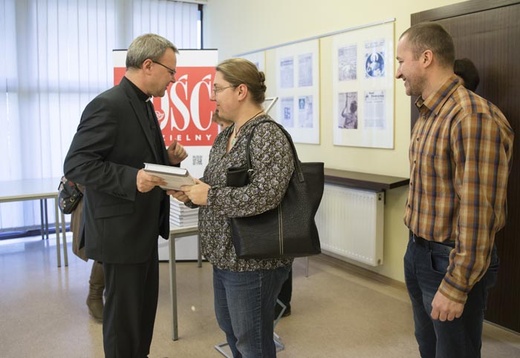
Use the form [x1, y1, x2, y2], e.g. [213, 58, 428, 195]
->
[40, 200, 45, 239]
[169, 235, 178, 341]
[197, 234, 202, 268]
[54, 196, 61, 267]
[60, 211, 68, 266]
[39, 199, 50, 240]
[44, 198, 49, 240]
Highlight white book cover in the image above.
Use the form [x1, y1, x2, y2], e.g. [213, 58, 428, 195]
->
[143, 163, 196, 190]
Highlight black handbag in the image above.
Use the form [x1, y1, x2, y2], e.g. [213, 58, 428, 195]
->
[57, 176, 83, 214]
[228, 120, 324, 259]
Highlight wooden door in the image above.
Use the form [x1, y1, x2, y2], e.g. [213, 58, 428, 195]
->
[411, 0, 520, 332]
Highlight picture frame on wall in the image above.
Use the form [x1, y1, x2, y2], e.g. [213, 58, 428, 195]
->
[332, 22, 394, 149]
[274, 40, 320, 144]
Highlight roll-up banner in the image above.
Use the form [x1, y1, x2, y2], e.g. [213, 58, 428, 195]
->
[113, 49, 218, 179]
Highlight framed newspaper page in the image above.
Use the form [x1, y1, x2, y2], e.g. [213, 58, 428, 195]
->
[274, 39, 320, 144]
[332, 22, 394, 148]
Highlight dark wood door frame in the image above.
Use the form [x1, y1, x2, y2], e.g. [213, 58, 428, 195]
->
[410, 0, 520, 333]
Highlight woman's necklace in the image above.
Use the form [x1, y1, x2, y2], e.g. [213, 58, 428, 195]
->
[231, 110, 264, 146]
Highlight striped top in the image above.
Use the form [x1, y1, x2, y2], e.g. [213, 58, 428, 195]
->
[405, 75, 514, 304]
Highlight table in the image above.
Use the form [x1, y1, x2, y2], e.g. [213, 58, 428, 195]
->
[0, 178, 68, 267]
[168, 224, 201, 341]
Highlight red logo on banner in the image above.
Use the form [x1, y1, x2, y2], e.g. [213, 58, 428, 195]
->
[113, 66, 217, 147]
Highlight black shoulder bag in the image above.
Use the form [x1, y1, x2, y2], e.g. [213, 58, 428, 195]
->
[227, 120, 324, 259]
[57, 176, 83, 214]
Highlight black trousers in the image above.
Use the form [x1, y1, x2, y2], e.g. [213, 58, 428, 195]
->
[102, 248, 159, 358]
[277, 266, 292, 306]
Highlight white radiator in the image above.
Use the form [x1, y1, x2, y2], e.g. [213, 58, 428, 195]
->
[316, 184, 384, 266]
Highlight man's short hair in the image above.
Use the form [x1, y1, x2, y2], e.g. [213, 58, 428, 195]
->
[400, 22, 455, 69]
[126, 33, 178, 70]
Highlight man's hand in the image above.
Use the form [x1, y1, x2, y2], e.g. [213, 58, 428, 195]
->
[136, 169, 166, 193]
[430, 291, 464, 321]
[167, 140, 188, 165]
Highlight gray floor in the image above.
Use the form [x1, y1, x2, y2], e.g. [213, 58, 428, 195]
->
[0, 235, 519, 358]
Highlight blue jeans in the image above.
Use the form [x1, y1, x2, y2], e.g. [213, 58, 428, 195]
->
[404, 235, 499, 358]
[213, 265, 291, 358]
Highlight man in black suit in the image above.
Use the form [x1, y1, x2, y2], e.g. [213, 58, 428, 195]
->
[64, 33, 187, 357]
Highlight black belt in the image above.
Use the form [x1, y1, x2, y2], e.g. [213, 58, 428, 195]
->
[411, 233, 454, 255]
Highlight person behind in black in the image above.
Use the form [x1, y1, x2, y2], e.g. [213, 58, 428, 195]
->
[275, 268, 292, 318]
[454, 58, 480, 91]
[69, 184, 105, 323]
[64, 33, 187, 357]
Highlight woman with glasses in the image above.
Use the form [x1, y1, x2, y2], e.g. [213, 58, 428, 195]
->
[171, 58, 293, 357]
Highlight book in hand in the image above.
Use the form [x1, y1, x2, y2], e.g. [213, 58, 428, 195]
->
[143, 163, 196, 191]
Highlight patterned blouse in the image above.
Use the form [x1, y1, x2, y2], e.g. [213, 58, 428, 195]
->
[197, 114, 295, 271]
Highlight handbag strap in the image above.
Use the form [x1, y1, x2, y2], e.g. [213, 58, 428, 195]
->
[244, 119, 305, 183]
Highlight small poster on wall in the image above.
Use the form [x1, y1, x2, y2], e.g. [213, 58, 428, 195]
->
[274, 40, 320, 144]
[332, 22, 394, 148]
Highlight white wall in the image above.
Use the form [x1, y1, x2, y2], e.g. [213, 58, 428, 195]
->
[202, 0, 468, 282]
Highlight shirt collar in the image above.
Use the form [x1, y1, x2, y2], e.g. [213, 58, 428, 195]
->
[414, 74, 462, 117]
[121, 76, 150, 102]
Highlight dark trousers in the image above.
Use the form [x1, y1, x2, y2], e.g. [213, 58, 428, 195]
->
[277, 267, 292, 306]
[404, 235, 498, 358]
[102, 248, 159, 358]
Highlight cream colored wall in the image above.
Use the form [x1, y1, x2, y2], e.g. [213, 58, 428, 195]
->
[203, 0, 467, 282]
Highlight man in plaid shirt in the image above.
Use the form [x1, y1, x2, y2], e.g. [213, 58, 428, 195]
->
[396, 22, 514, 358]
